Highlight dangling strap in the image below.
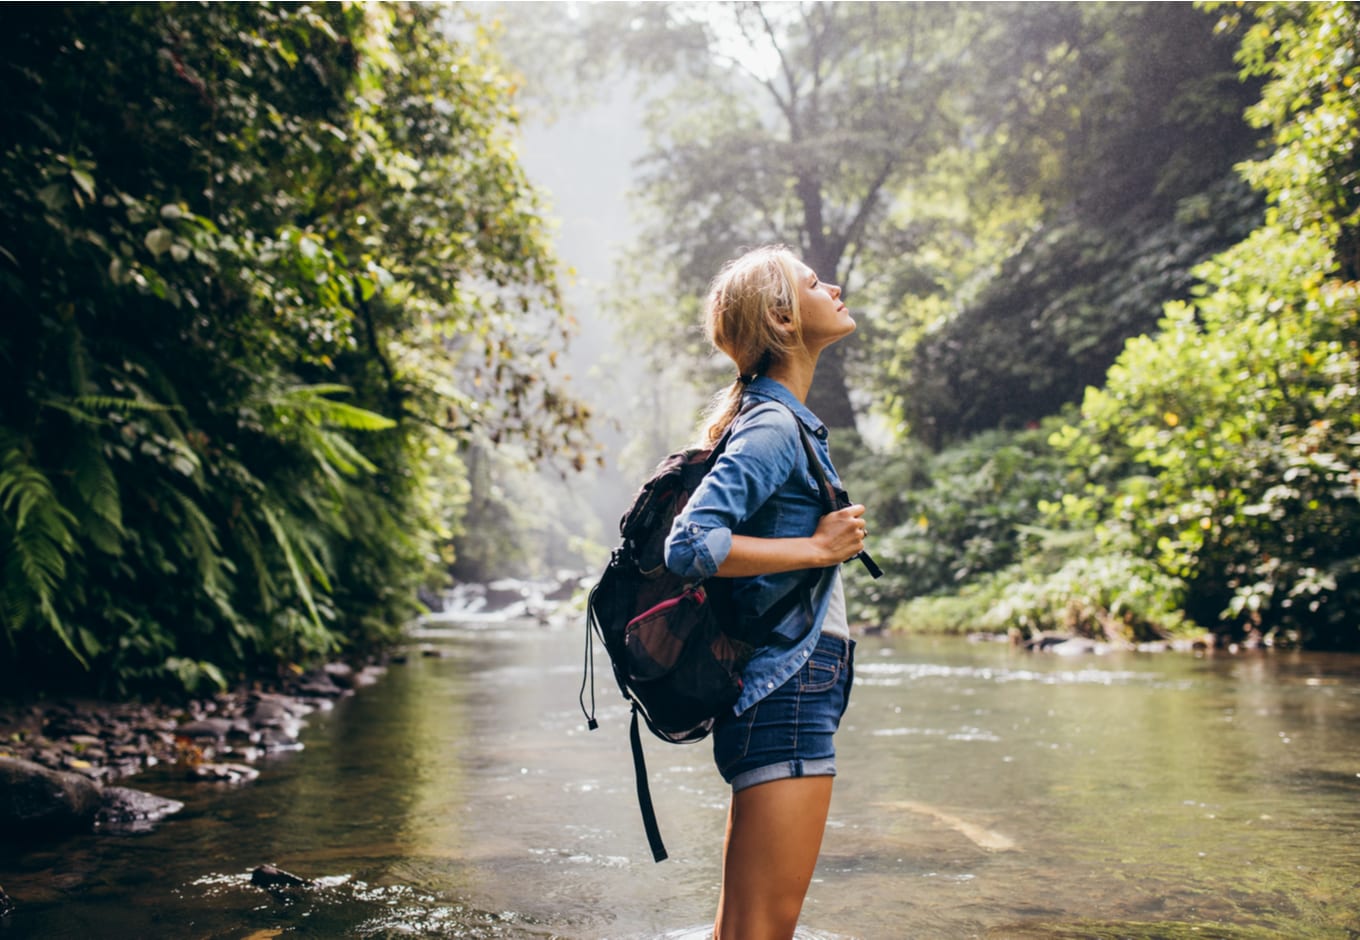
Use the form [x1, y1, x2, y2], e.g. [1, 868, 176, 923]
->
[579, 582, 599, 730]
[630, 706, 668, 862]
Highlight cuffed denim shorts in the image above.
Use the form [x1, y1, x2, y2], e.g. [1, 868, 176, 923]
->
[713, 634, 856, 792]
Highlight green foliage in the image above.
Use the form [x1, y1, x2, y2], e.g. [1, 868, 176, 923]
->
[1056, 226, 1359, 646]
[890, 3, 1265, 445]
[982, 554, 1197, 643]
[887, 575, 1008, 636]
[1035, 1, 1360, 648]
[898, 174, 1263, 445]
[843, 422, 1072, 626]
[0, 3, 590, 696]
[1227, 0, 1360, 277]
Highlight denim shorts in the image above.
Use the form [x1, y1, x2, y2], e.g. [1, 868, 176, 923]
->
[713, 634, 855, 792]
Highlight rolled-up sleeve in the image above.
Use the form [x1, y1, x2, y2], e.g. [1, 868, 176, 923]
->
[663, 405, 799, 579]
[665, 520, 731, 579]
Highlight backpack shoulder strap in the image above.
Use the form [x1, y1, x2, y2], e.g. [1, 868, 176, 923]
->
[795, 418, 884, 579]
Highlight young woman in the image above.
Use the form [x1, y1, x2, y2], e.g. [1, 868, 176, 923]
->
[664, 245, 868, 939]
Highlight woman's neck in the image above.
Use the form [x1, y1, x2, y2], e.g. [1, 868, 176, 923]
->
[765, 351, 818, 404]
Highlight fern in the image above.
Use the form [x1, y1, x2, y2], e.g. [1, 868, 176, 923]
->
[0, 443, 87, 667]
[261, 502, 325, 631]
[268, 383, 395, 430]
[163, 483, 226, 594]
[70, 430, 125, 555]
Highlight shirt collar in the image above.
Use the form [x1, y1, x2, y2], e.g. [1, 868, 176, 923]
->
[744, 376, 829, 441]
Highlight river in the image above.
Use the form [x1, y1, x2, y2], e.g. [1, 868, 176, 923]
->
[1, 613, 1358, 939]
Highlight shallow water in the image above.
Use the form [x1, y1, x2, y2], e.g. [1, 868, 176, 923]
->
[1, 619, 1358, 939]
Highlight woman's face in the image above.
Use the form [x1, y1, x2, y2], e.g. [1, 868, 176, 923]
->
[791, 261, 855, 352]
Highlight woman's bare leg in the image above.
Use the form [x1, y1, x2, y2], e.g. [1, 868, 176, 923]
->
[713, 775, 834, 940]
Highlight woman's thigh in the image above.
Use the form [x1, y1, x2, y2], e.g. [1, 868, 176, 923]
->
[716, 775, 835, 940]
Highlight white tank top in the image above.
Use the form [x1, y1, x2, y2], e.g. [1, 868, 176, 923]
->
[820, 569, 850, 639]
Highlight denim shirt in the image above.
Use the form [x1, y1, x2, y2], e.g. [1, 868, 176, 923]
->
[663, 376, 842, 715]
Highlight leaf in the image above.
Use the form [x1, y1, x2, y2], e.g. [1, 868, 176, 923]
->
[70, 169, 96, 201]
[144, 228, 174, 256]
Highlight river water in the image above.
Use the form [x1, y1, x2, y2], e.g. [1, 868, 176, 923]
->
[2, 614, 1358, 939]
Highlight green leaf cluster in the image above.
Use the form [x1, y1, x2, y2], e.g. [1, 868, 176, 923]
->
[0, 3, 589, 695]
[1023, 1, 1360, 648]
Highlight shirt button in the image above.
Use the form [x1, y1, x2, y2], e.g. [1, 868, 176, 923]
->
[766, 681, 775, 690]
[803, 649, 811, 658]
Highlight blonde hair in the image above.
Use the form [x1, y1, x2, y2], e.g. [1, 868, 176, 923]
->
[698, 245, 805, 447]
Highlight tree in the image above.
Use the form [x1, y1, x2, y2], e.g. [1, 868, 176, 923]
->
[1041, 1, 1360, 648]
[0, 3, 590, 694]
[560, 1, 1000, 428]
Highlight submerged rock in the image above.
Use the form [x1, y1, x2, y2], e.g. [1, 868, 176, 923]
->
[250, 864, 314, 889]
[188, 762, 260, 784]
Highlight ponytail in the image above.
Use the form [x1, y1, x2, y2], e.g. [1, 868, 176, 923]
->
[699, 379, 747, 448]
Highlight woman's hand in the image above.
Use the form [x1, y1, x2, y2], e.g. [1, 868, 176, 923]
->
[811, 504, 867, 566]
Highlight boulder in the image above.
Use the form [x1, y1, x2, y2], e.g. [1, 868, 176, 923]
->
[0, 757, 101, 837]
[93, 786, 184, 834]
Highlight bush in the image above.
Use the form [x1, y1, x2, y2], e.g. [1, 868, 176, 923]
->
[982, 553, 1198, 642]
[845, 421, 1074, 627]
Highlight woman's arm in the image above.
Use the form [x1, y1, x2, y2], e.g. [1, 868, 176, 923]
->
[714, 504, 867, 578]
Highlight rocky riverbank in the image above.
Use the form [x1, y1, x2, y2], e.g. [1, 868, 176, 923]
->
[0, 660, 387, 841]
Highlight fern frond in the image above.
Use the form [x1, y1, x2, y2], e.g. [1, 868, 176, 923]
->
[72, 432, 124, 531]
[71, 395, 178, 415]
[164, 484, 225, 593]
[232, 513, 278, 612]
[261, 503, 324, 630]
[275, 384, 397, 431]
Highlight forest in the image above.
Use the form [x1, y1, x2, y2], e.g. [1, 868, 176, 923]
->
[1, 1, 1357, 699]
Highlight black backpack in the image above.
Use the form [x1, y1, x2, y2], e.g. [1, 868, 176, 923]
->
[578, 403, 880, 862]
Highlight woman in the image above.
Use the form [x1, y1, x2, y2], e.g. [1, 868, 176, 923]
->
[664, 245, 868, 939]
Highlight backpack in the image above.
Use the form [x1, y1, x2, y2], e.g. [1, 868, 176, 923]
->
[578, 402, 880, 862]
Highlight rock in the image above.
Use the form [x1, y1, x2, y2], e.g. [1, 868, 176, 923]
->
[93, 786, 184, 834]
[322, 661, 356, 688]
[257, 727, 302, 753]
[175, 718, 234, 741]
[0, 757, 102, 837]
[293, 671, 343, 698]
[1050, 637, 1101, 656]
[351, 664, 386, 688]
[250, 864, 313, 889]
[244, 694, 302, 729]
[188, 762, 260, 784]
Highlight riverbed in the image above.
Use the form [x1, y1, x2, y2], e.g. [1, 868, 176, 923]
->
[1, 616, 1357, 938]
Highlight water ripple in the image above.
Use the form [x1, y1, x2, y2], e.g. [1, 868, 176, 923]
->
[855, 661, 1161, 687]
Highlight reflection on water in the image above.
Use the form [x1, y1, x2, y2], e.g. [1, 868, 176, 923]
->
[1, 619, 1358, 939]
